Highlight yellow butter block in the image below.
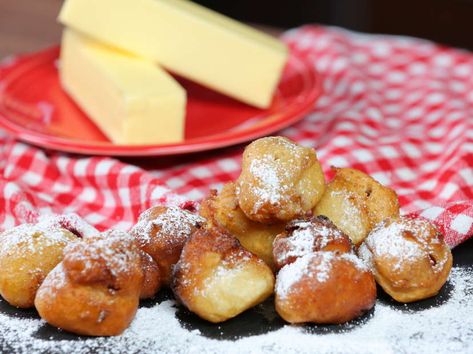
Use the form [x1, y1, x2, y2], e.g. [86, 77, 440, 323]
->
[60, 29, 186, 145]
[59, 0, 288, 108]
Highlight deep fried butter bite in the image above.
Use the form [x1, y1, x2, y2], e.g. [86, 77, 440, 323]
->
[275, 252, 376, 324]
[172, 227, 275, 323]
[130, 206, 204, 285]
[314, 167, 399, 246]
[236, 137, 325, 224]
[0, 224, 77, 308]
[358, 216, 452, 303]
[35, 230, 144, 336]
[200, 182, 284, 269]
[273, 215, 353, 270]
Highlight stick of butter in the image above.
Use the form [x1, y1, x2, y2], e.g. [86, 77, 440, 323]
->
[59, 0, 288, 109]
[60, 29, 186, 145]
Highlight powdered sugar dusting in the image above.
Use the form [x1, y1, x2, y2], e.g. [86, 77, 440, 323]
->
[362, 217, 448, 272]
[280, 227, 316, 262]
[276, 253, 335, 300]
[1, 266, 470, 353]
[37, 213, 99, 238]
[248, 155, 290, 212]
[63, 229, 138, 279]
[240, 137, 309, 214]
[0, 223, 76, 258]
[339, 252, 370, 272]
[131, 207, 204, 247]
[276, 218, 349, 265]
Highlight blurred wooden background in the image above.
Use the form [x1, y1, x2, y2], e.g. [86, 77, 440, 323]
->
[1, 0, 473, 58]
[0, 0, 62, 58]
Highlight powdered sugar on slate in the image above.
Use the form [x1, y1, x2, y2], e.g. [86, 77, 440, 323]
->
[0, 266, 471, 353]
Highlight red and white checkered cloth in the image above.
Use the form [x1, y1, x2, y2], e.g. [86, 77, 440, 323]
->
[1, 25, 472, 248]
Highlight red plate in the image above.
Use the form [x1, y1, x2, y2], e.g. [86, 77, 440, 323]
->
[0, 47, 322, 156]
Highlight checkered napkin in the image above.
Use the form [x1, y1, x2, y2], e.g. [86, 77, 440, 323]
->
[1, 25, 472, 248]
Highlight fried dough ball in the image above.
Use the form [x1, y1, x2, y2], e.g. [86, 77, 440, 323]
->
[236, 137, 325, 224]
[0, 224, 77, 308]
[358, 216, 452, 303]
[314, 167, 399, 246]
[130, 206, 205, 285]
[36, 213, 99, 238]
[275, 252, 376, 324]
[139, 250, 162, 299]
[172, 227, 275, 323]
[272, 216, 353, 270]
[200, 182, 284, 269]
[35, 230, 143, 336]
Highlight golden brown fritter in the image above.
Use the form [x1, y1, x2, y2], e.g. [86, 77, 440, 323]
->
[35, 230, 143, 336]
[0, 224, 77, 308]
[130, 206, 205, 285]
[358, 216, 452, 303]
[138, 250, 162, 300]
[200, 182, 284, 269]
[314, 167, 399, 246]
[172, 227, 275, 323]
[273, 215, 353, 270]
[237, 137, 325, 224]
[275, 252, 376, 324]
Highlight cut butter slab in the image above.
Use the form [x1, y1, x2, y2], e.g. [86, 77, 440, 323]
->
[59, 0, 288, 108]
[60, 29, 186, 145]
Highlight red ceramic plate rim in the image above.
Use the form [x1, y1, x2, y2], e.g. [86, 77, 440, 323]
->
[0, 47, 322, 156]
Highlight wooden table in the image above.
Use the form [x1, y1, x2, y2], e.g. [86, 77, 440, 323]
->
[0, 0, 63, 58]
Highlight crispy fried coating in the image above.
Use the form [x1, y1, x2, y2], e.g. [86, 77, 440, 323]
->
[200, 182, 284, 269]
[314, 167, 399, 246]
[35, 230, 143, 336]
[275, 252, 376, 324]
[0, 224, 77, 308]
[273, 216, 353, 270]
[358, 216, 452, 303]
[130, 206, 205, 285]
[236, 137, 325, 224]
[172, 227, 275, 323]
[138, 250, 162, 299]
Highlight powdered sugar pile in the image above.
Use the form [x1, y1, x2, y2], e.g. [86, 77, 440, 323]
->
[0, 266, 471, 353]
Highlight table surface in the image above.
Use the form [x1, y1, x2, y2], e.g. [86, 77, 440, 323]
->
[0, 1, 472, 351]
